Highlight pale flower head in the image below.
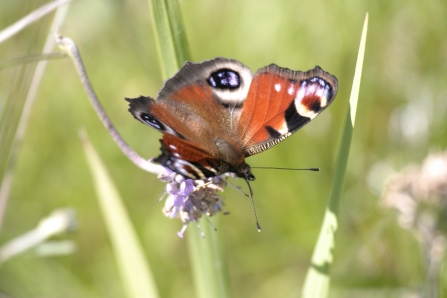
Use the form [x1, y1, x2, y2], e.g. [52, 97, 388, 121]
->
[157, 167, 228, 237]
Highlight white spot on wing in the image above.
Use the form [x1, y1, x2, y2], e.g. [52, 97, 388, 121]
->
[288, 81, 298, 95]
[274, 83, 281, 92]
[295, 86, 305, 104]
[296, 104, 317, 119]
[169, 144, 177, 150]
[306, 84, 317, 96]
[277, 121, 289, 135]
[320, 95, 328, 107]
[287, 86, 294, 95]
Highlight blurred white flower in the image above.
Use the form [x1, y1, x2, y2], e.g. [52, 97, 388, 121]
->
[381, 151, 447, 297]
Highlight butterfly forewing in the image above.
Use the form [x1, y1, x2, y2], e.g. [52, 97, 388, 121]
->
[239, 65, 338, 156]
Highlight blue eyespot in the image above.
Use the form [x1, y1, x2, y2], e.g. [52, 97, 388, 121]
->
[207, 69, 241, 90]
[141, 113, 165, 131]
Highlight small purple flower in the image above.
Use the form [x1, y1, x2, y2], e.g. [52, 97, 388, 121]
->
[158, 167, 227, 237]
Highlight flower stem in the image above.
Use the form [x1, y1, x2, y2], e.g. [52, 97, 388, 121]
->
[147, 0, 230, 297]
[56, 34, 165, 175]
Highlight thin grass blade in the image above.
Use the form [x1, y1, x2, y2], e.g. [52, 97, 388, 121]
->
[301, 13, 369, 297]
[81, 132, 159, 298]
[148, 0, 191, 78]
[0, 4, 70, 232]
[187, 217, 231, 298]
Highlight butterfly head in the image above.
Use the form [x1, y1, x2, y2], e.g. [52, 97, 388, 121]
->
[234, 161, 256, 181]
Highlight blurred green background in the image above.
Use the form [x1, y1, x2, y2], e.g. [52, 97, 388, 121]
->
[1, 0, 446, 297]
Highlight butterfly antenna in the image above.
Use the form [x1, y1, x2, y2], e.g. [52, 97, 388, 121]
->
[204, 216, 218, 232]
[245, 177, 261, 232]
[226, 179, 251, 197]
[251, 166, 320, 171]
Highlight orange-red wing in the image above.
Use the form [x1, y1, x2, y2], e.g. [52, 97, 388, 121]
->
[154, 134, 227, 179]
[238, 65, 338, 156]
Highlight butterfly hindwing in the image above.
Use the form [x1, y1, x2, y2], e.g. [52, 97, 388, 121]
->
[155, 134, 229, 179]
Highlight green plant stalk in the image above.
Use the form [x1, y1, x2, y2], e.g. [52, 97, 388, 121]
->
[82, 132, 159, 298]
[148, 0, 191, 79]
[187, 217, 231, 298]
[302, 13, 368, 297]
[148, 0, 230, 297]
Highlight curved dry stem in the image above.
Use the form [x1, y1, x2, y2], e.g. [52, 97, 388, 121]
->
[0, 0, 72, 44]
[56, 33, 165, 175]
[0, 208, 76, 264]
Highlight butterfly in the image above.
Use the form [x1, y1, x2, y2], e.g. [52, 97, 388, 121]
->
[126, 57, 338, 182]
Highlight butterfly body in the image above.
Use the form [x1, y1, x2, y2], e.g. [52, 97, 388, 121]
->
[126, 58, 338, 181]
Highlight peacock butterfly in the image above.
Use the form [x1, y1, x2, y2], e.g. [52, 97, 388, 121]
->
[126, 57, 338, 182]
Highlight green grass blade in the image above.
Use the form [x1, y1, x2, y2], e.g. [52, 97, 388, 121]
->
[0, 4, 70, 231]
[187, 218, 231, 298]
[302, 13, 369, 297]
[81, 132, 159, 298]
[147, 1, 230, 297]
[148, 0, 191, 78]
